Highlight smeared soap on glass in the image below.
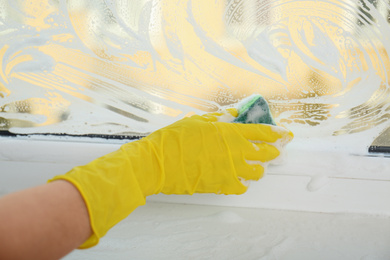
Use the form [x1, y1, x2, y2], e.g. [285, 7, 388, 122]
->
[233, 94, 276, 126]
[216, 94, 276, 125]
[216, 94, 293, 178]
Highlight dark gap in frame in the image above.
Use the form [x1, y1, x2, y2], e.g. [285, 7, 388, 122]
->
[0, 130, 143, 141]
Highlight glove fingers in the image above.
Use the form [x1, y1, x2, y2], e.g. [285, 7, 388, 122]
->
[218, 177, 249, 195]
[230, 136, 283, 181]
[234, 123, 293, 144]
[202, 112, 224, 121]
[234, 143, 279, 181]
[235, 160, 265, 181]
[197, 169, 249, 195]
[245, 142, 281, 162]
[200, 109, 239, 123]
[226, 108, 239, 117]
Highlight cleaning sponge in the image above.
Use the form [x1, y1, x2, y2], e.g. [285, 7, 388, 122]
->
[233, 94, 276, 125]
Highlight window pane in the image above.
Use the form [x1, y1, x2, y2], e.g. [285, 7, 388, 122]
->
[0, 0, 389, 153]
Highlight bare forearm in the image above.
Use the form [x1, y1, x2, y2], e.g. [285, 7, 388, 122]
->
[0, 180, 92, 260]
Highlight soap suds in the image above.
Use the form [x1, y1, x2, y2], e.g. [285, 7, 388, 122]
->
[252, 142, 260, 151]
[1, 0, 390, 197]
[306, 175, 331, 192]
[1, 0, 389, 152]
[245, 102, 267, 123]
[63, 202, 390, 260]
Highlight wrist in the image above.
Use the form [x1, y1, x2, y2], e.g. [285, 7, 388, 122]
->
[120, 138, 164, 196]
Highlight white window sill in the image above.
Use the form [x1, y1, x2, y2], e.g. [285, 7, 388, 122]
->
[1, 137, 390, 216]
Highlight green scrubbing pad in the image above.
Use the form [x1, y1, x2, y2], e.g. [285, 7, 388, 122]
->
[233, 94, 276, 125]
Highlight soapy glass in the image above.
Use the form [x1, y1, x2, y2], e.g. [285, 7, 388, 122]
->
[0, 0, 389, 153]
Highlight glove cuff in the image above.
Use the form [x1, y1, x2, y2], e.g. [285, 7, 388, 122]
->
[48, 148, 147, 249]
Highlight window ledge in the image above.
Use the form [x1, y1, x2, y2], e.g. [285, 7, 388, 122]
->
[1, 137, 389, 216]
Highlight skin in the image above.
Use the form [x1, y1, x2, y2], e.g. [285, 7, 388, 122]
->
[0, 180, 92, 260]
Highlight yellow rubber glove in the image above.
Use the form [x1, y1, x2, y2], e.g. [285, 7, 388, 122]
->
[49, 110, 293, 248]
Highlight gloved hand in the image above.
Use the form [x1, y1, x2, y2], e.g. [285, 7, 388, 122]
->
[49, 110, 293, 248]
